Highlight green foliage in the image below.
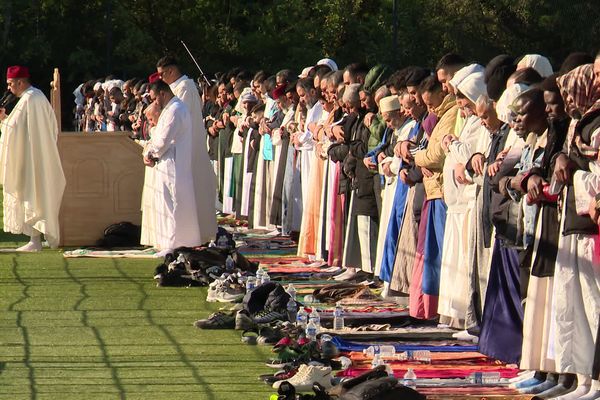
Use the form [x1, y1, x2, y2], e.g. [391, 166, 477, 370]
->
[0, 0, 598, 125]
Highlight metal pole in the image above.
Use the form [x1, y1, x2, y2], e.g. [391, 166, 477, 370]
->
[180, 40, 211, 86]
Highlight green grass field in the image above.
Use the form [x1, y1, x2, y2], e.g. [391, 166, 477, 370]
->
[0, 230, 275, 400]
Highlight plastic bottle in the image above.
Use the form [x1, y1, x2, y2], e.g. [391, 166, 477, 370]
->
[412, 350, 431, 363]
[371, 354, 383, 369]
[308, 308, 321, 330]
[208, 240, 216, 248]
[246, 276, 257, 292]
[255, 268, 264, 286]
[286, 297, 297, 323]
[225, 255, 234, 272]
[260, 271, 270, 285]
[469, 371, 501, 385]
[216, 235, 228, 248]
[286, 284, 297, 301]
[362, 345, 396, 357]
[296, 307, 308, 328]
[305, 319, 318, 341]
[403, 368, 417, 389]
[333, 302, 345, 331]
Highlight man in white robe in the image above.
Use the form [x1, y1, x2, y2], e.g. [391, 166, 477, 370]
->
[143, 79, 202, 256]
[156, 56, 217, 244]
[0, 65, 66, 251]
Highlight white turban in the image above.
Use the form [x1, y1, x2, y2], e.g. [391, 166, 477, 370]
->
[317, 58, 338, 72]
[449, 63, 485, 91]
[457, 72, 487, 104]
[517, 54, 553, 78]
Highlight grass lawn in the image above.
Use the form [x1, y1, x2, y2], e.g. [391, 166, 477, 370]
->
[0, 230, 275, 400]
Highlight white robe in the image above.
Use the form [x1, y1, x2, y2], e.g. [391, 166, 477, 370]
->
[170, 75, 217, 244]
[0, 86, 66, 247]
[145, 96, 202, 250]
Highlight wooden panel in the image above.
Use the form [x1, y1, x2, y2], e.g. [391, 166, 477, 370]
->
[58, 132, 144, 246]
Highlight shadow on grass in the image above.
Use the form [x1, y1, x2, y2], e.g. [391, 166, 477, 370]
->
[8, 254, 38, 400]
[111, 259, 217, 400]
[63, 258, 127, 400]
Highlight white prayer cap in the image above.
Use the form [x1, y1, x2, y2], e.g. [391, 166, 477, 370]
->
[298, 67, 313, 78]
[457, 72, 487, 104]
[449, 63, 485, 90]
[342, 83, 361, 104]
[102, 79, 124, 93]
[317, 58, 338, 72]
[379, 95, 400, 113]
[496, 83, 529, 123]
[517, 54, 553, 78]
[93, 82, 102, 91]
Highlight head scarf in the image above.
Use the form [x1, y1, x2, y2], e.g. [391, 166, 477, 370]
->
[457, 72, 487, 104]
[556, 63, 600, 117]
[449, 63, 484, 91]
[517, 54, 553, 78]
[496, 83, 529, 124]
[362, 64, 392, 94]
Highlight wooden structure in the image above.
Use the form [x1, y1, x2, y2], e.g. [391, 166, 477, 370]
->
[57, 132, 144, 247]
[47, 69, 145, 247]
[50, 68, 61, 132]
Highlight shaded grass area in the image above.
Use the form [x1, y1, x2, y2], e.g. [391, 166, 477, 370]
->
[0, 237, 274, 399]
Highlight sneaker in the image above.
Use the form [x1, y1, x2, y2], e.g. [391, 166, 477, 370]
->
[235, 310, 256, 330]
[272, 364, 332, 392]
[193, 312, 235, 329]
[262, 366, 299, 385]
[253, 308, 287, 324]
[214, 283, 245, 302]
[206, 280, 225, 302]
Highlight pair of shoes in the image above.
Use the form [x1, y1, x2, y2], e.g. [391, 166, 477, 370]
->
[272, 364, 333, 392]
[193, 312, 235, 329]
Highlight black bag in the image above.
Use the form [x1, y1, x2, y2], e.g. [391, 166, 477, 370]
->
[96, 221, 141, 247]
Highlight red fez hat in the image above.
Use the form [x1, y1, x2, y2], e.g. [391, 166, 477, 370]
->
[148, 72, 161, 84]
[7, 65, 30, 79]
[271, 83, 286, 100]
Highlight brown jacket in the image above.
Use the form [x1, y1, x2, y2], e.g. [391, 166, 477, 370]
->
[414, 94, 458, 200]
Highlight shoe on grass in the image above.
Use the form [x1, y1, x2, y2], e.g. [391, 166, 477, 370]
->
[193, 312, 235, 329]
[235, 309, 256, 330]
[272, 364, 332, 392]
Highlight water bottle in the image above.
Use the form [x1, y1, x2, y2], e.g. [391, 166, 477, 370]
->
[208, 239, 216, 248]
[216, 235, 228, 248]
[246, 276, 256, 292]
[286, 297, 297, 323]
[286, 284, 297, 301]
[308, 308, 321, 329]
[225, 255, 234, 272]
[296, 307, 308, 328]
[362, 345, 396, 357]
[306, 319, 318, 341]
[470, 371, 501, 385]
[412, 350, 431, 363]
[255, 268, 264, 285]
[371, 354, 383, 369]
[403, 368, 417, 389]
[333, 302, 345, 331]
[260, 271, 270, 285]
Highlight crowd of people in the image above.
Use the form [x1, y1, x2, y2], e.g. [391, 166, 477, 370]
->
[72, 51, 600, 399]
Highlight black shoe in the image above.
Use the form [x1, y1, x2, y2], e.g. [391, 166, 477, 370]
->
[193, 312, 235, 329]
